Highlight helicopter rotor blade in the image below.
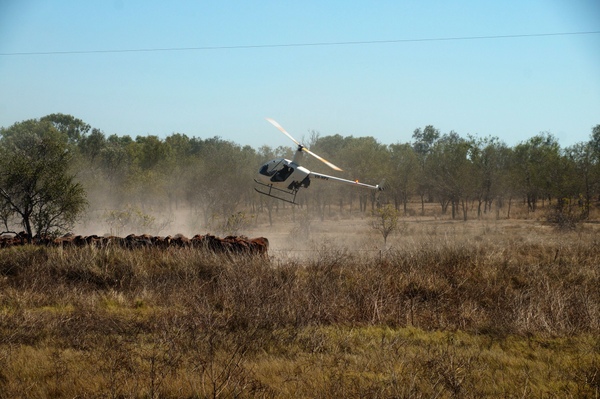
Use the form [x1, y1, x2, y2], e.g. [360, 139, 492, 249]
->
[301, 147, 343, 171]
[265, 118, 343, 171]
[265, 118, 300, 146]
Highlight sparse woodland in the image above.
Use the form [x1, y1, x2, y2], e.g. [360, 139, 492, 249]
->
[1, 114, 599, 397]
[2, 113, 599, 235]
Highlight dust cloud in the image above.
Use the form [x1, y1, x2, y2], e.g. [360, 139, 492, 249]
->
[72, 178, 386, 259]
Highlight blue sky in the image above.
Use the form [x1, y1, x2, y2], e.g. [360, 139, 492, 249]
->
[1, 1, 599, 150]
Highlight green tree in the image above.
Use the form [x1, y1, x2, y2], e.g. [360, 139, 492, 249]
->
[511, 133, 562, 213]
[468, 136, 508, 218]
[388, 143, 419, 214]
[426, 132, 474, 220]
[309, 135, 354, 214]
[590, 124, 600, 158]
[338, 136, 388, 212]
[371, 204, 400, 248]
[412, 125, 440, 215]
[0, 119, 87, 240]
[41, 113, 91, 144]
[95, 134, 132, 203]
[589, 125, 600, 204]
[186, 137, 253, 227]
[78, 128, 107, 164]
[564, 141, 596, 219]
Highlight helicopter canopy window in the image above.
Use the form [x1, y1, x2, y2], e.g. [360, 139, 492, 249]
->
[259, 164, 275, 176]
[259, 159, 284, 177]
[271, 164, 294, 182]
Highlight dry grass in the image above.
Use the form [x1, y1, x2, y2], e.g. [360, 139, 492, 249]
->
[1, 213, 599, 398]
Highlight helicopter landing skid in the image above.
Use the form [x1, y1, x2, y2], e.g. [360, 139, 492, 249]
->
[254, 179, 299, 205]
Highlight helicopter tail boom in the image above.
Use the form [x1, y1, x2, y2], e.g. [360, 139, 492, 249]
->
[310, 172, 383, 191]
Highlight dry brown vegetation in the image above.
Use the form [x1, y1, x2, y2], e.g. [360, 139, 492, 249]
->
[1, 208, 599, 398]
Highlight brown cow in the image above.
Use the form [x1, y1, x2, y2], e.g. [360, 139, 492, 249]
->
[14, 231, 31, 245]
[171, 234, 191, 248]
[85, 235, 104, 248]
[249, 237, 269, 256]
[124, 234, 153, 248]
[53, 235, 75, 247]
[152, 235, 171, 249]
[190, 234, 205, 248]
[0, 234, 18, 248]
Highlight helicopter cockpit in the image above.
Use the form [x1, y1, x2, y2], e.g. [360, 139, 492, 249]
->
[258, 159, 294, 183]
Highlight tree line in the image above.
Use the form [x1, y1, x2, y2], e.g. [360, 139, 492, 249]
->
[1, 113, 599, 237]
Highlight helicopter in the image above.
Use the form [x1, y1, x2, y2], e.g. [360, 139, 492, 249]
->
[254, 118, 384, 204]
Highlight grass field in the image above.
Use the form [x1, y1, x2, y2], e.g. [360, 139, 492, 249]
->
[1, 205, 599, 398]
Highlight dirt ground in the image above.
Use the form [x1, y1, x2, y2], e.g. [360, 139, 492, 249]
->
[75, 201, 600, 261]
[245, 208, 600, 262]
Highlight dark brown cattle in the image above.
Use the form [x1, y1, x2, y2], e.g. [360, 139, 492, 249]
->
[140, 234, 154, 242]
[85, 235, 104, 248]
[33, 234, 54, 246]
[152, 235, 171, 248]
[190, 234, 205, 248]
[124, 234, 152, 248]
[104, 236, 127, 248]
[14, 231, 31, 245]
[72, 235, 88, 247]
[225, 236, 251, 254]
[204, 234, 225, 252]
[171, 234, 191, 247]
[249, 237, 269, 256]
[53, 236, 75, 247]
[0, 231, 269, 256]
[0, 235, 17, 248]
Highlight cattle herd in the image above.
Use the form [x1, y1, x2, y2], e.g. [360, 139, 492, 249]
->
[0, 232, 269, 256]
